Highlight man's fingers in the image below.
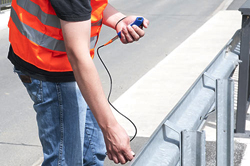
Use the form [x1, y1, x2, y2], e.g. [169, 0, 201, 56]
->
[122, 27, 134, 43]
[120, 25, 145, 44]
[128, 25, 140, 41]
[143, 18, 150, 28]
[107, 147, 135, 164]
[117, 153, 127, 164]
[112, 154, 119, 164]
[132, 25, 144, 38]
[120, 30, 128, 44]
[123, 150, 135, 161]
[107, 152, 112, 160]
[131, 151, 135, 157]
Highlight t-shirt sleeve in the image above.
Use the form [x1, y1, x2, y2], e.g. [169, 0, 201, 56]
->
[50, 0, 92, 21]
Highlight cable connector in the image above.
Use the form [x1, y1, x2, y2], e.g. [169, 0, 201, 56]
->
[103, 35, 119, 46]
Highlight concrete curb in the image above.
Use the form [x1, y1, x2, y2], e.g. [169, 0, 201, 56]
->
[112, 10, 242, 137]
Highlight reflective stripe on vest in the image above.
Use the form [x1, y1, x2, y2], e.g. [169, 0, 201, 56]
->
[11, 7, 99, 52]
[9, 0, 107, 72]
[16, 0, 61, 29]
[16, 0, 103, 31]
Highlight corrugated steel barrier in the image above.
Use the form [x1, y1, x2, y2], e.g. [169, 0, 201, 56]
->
[129, 29, 240, 166]
[0, 0, 11, 11]
[129, 0, 250, 164]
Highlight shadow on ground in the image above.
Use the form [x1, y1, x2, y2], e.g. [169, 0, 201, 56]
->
[206, 141, 246, 166]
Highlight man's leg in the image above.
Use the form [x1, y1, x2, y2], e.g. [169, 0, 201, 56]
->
[83, 108, 106, 166]
[15, 69, 87, 165]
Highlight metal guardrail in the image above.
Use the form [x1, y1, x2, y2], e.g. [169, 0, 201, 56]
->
[0, 0, 11, 11]
[129, 30, 240, 166]
[129, 1, 250, 165]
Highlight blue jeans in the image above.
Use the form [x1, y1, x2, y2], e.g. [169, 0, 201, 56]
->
[15, 69, 106, 166]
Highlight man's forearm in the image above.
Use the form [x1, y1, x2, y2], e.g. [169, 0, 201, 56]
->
[103, 4, 126, 30]
[69, 52, 118, 130]
[60, 19, 118, 130]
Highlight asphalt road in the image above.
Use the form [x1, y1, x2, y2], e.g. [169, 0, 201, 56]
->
[0, 0, 246, 165]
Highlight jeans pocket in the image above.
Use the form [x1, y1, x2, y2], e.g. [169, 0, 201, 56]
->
[14, 68, 43, 104]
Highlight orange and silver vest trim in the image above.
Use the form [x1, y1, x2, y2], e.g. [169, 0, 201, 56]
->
[9, 0, 108, 72]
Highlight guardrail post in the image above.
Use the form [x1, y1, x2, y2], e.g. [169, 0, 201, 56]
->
[236, 0, 250, 133]
[164, 121, 207, 166]
[216, 79, 234, 166]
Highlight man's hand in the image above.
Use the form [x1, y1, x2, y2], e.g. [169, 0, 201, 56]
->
[103, 123, 135, 164]
[115, 16, 149, 44]
[102, 4, 149, 44]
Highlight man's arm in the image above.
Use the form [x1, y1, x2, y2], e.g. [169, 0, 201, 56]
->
[60, 19, 134, 164]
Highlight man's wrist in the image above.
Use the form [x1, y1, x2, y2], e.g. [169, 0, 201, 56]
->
[115, 16, 126, 30]
[97, 113, 119, 132]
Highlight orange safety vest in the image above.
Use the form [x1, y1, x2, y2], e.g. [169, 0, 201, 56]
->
[8, 0, 107, 72]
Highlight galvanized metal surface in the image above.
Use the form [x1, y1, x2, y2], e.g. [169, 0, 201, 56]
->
[0, 0, 11, 10]
[181, 130, 206, 166]
[0, 0, 11, 5]
[216, 79, 234, 166]
[129, 30, 240, 166]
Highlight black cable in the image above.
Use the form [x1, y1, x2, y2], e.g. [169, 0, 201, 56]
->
[97, 44, 137, 142]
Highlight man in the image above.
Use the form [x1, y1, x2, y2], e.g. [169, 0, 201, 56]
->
[8, 0, 149, 165]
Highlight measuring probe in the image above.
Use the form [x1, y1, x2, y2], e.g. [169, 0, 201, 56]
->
[103, 17, 144, 46]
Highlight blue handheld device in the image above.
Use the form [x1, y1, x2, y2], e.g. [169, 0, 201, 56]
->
[117, 17, 144, 38]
